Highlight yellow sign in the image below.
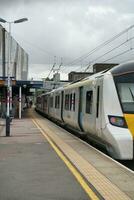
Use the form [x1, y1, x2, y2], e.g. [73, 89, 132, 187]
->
[0, 80, 5, 86]
[0, 80, 16, 86]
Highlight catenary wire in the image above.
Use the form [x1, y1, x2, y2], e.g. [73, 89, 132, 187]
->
[63, 24, 134, 68]
[84, 48, 134, 72]
[84, 36, 134, 71]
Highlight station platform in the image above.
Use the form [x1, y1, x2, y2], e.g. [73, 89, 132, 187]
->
[0, 108, 134, 200]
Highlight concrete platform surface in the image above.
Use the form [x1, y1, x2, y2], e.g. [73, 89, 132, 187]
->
[32, 109, 134, 200]
[0, 117, 89, 200]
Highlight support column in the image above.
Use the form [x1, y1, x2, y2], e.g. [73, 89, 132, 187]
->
[19, 86, 22, 119]
[10, 85, 12, 115]
[2, 28, 5, 77]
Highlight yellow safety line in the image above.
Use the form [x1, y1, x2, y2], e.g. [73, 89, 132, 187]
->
[32, 118, 100, 200]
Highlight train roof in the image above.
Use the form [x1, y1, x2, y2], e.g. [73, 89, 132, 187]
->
[64, 61, 134, 90]
[37, 61, 134, 97]
[39, 61, 134, 95]
[40, 86, 64, 97]
[63, 70, 106, 90]
[110, 61, 134, 76]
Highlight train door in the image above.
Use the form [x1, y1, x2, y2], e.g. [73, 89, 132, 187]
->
[96, 78, 103, 137]
[82, 85, 96, 134]
[78, 87, 84, 131]
[61, 91, 64, 121]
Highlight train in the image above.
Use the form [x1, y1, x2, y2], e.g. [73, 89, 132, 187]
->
[35, 61, 134, 160]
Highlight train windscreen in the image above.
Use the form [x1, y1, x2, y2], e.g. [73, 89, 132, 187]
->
[114, 73, 134, 113]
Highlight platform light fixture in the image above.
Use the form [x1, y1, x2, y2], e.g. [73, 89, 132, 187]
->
[0, 17, 28, 136]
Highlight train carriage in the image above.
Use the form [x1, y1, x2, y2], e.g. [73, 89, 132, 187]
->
[48, 91, 55, 118]
[63, 73, 104, 136]
[55, 88, 63, 121]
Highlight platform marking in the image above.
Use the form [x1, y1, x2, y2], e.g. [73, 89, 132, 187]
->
[32, 118, 100, 200]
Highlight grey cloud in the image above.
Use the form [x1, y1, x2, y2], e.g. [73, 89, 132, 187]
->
[0, 0, 134, 75]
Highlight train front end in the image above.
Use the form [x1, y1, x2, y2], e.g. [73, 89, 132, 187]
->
[103, 62, 134, 159]
[112, 62, 134, 159]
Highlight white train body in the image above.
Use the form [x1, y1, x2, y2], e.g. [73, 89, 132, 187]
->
[36, 62, 134, 160]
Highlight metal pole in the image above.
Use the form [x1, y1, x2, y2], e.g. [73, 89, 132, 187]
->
[9, 22, 12, 115]
[2, 28, 5, 77]
[2, 28, 6, 118]
[19, 86, 22, 119]
[6, 22, 11, 136]
[10, 85, 12, 115]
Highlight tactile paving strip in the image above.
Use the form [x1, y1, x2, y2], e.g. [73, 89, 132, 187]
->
[34, 116, 131, 200]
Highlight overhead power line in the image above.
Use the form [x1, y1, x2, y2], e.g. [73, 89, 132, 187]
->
[84, 36, 134, 71]
[63, 24, 134, 67]
[102, 48, 134, 64]
[84, 48, 134, 72]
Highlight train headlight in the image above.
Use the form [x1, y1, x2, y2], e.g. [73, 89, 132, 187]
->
[108, 116, 127, 128]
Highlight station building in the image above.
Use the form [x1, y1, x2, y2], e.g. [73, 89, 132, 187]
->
[0, 24, 29, 118]
[42, 73, 69, 92]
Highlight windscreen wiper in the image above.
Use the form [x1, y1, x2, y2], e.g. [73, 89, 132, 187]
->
[129, 87, 134, 101]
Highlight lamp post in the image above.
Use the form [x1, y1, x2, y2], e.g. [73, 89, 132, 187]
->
[0, 17, 28, 136]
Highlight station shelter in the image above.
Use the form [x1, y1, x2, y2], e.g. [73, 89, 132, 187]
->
[0, 78, 43, 118]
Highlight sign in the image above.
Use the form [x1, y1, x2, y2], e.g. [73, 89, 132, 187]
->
[0, 80, 16, 86]
[30, 88, 35, 92]
[0, 80, 5, 86]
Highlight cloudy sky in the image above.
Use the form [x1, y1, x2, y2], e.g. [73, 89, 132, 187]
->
[0, 0, 134, 80]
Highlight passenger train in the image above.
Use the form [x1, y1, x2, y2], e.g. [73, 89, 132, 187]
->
[36, 62, 134, 160]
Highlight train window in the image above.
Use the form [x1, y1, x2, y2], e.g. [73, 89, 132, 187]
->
[43, 96, 47, 109]
[73, 93, 75, 111]
[55, 96, 57, 108]
[50, 97, 53, 107]
[55, 95, 60, 109]
[96, 86, 100, 118]
[70, 94, 72, 110]
[37, 97, 41, 104]
[69, 93, 75, 111]
[65, 94, 69, 110]
[114, 73, 134, 113]
[117, 83, 134, 113]
[86, 91, 93, 114]
[58, 96, 60, 108]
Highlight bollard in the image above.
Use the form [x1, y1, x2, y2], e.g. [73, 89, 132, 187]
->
[6, 116, 10, 136]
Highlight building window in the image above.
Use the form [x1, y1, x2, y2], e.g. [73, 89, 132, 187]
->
[86, 91, 93, 114]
